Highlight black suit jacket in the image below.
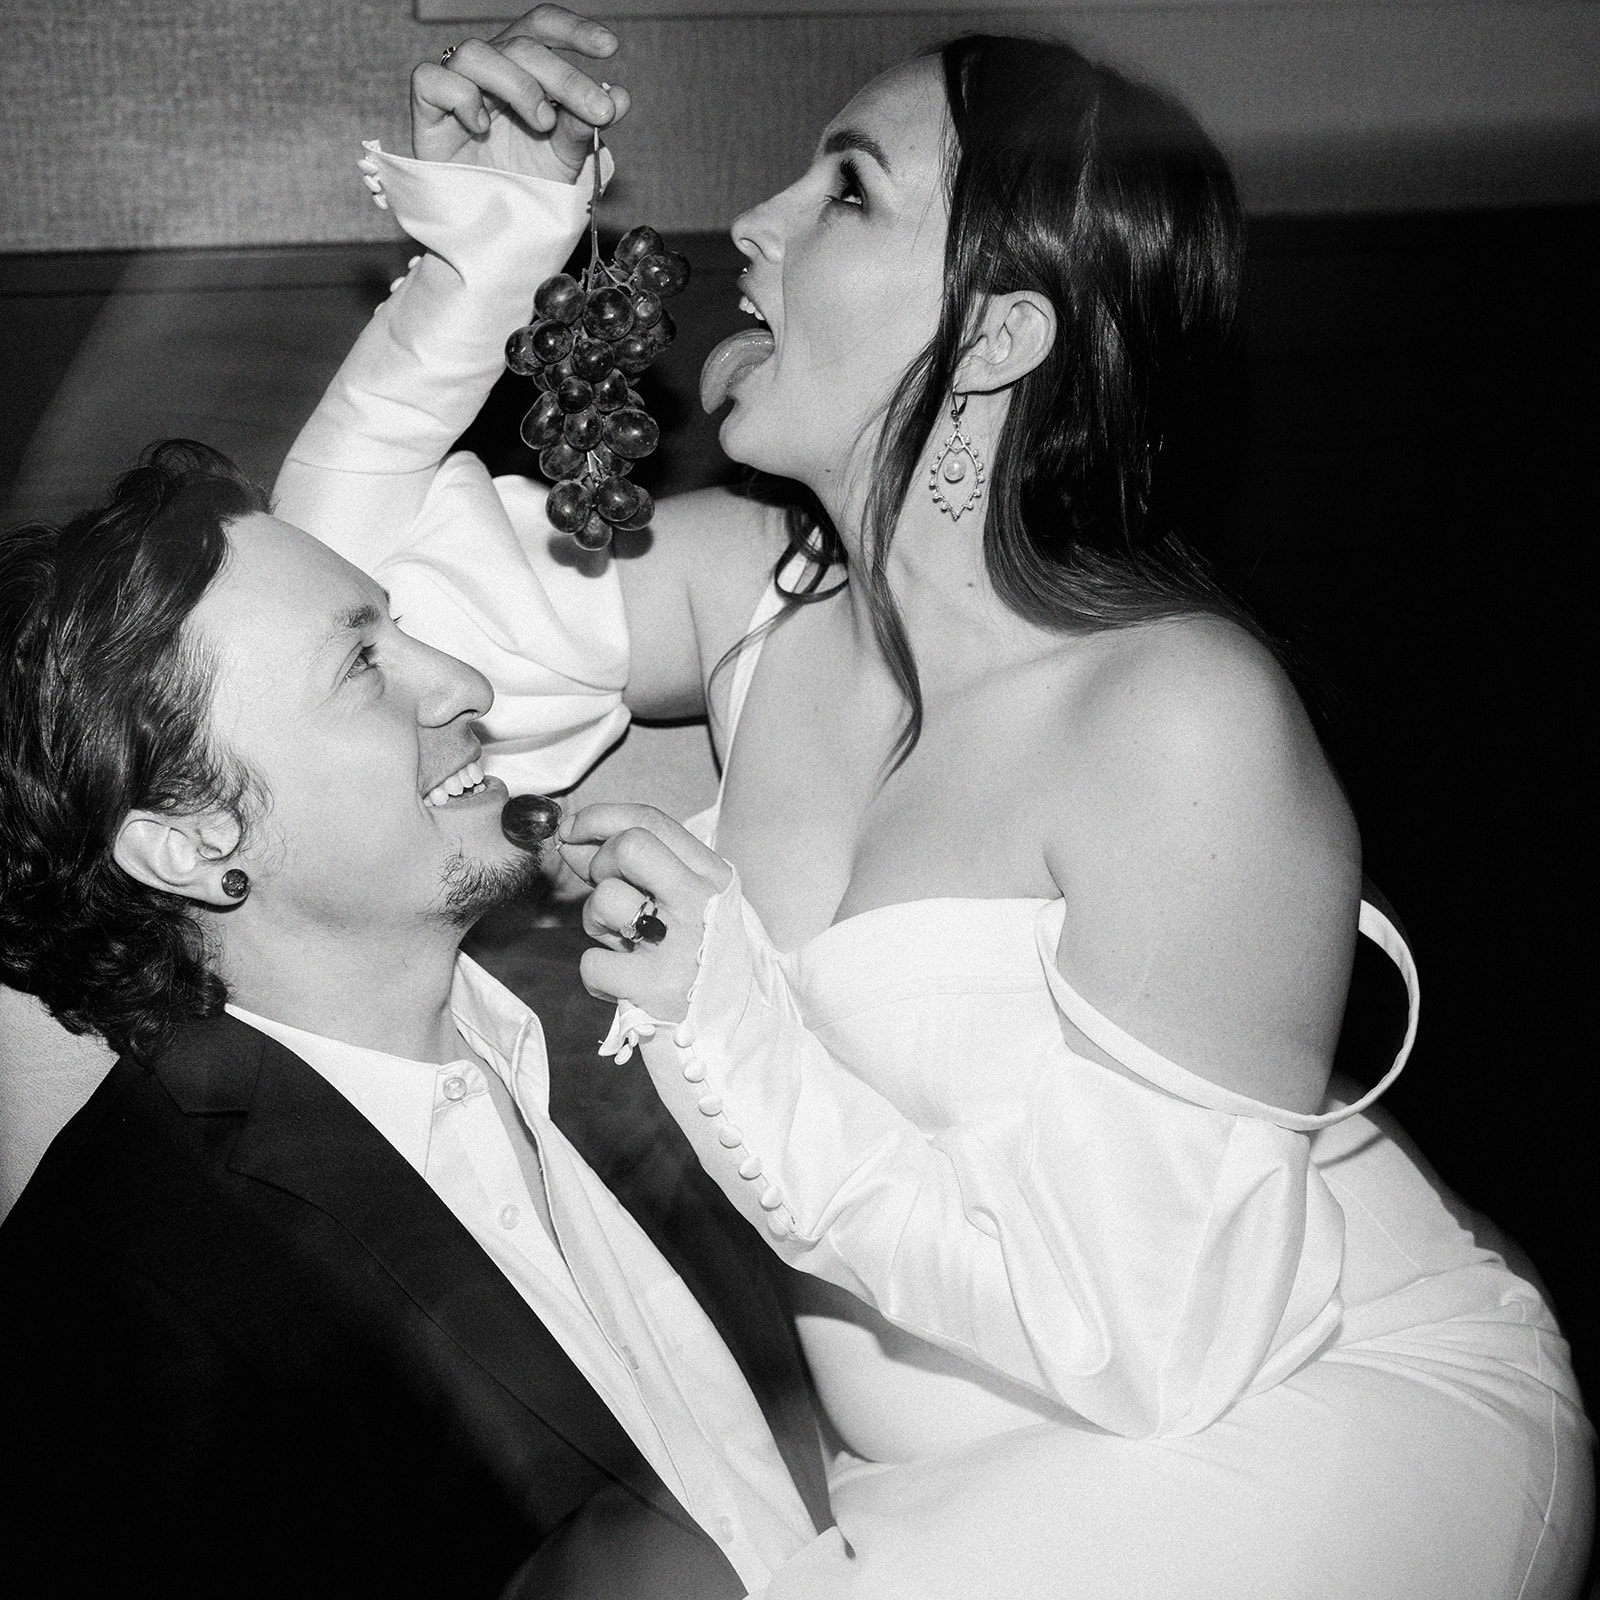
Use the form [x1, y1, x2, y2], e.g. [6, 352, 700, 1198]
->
[0, 1004, 828, 1598]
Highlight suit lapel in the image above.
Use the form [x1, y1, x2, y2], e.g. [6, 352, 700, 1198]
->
[157, 1013, 706, 1545]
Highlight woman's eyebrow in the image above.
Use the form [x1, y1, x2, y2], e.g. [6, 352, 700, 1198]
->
[820, 127, 893, 177]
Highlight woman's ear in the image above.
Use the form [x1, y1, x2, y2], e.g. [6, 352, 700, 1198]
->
[955, 290, 1057, 394]
[113, 810, 244, 907]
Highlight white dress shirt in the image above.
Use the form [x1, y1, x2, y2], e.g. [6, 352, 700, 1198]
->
[228, 954, 814, 1596]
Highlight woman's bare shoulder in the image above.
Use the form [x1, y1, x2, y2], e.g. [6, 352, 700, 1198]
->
[1044, 614, 1361, 1113]
[1071, 615, 1329, 782]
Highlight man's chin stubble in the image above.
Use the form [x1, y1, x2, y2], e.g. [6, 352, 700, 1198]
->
[437, 845, 547, 929]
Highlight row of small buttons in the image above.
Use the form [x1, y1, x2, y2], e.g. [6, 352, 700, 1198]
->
[671, 1020, 793, 1239]
[357, 149, 391, 211]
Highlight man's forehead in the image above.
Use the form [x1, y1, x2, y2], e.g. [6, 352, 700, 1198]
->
[221, 515, 378, 619]
[194, 513, 383, 672]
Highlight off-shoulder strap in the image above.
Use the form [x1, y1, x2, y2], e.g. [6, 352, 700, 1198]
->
[720, 567, 794, 750]
[689, 558, 801, 849]
[1035, 897, 1420, 1132]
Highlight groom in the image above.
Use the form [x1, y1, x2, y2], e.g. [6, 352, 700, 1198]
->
[1, 17, 826, 1596]
[0, 441, 827, 1596]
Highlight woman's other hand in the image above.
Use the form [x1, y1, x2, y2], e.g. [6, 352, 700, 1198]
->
[559, 804, 735, 1022]
[411, 4, 630, 182]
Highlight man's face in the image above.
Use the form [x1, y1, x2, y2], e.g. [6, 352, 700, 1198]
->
[190, 513, 531, 939]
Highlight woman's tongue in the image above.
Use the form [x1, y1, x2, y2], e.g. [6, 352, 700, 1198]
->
[700, 327, 776, 413]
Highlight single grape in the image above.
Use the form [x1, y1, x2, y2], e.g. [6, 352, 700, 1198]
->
[591, 369, 630, 413]
[574, 513, 612, 552]
[625, 387, 645, 410]
[505, 326, 542, 377]
[539, 441, 586, 480]
[556, 375, 595, 413]
[519, 391, 564, 448]
[583, 286, 635, 341]
[545, 478, 593, 534]
[644, 310, 676, 354]
[564, 407, 605, 450]
[593, 474, 641, 526]
[613, 225, 665, 271]
[633, 251, 690, 298]
[571, 338, 616, 381]
[629, 289, 663, 330]
[501, 792, 563, 851]
[534, 273, 585, 325]
[615, 487, 655, 531]
[529, 320, 575, 364]
[613, 334, 653, 376]
[603, 408, 660, 460]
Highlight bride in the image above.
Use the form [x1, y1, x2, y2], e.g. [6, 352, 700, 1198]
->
[277, 7, 1593, 1595]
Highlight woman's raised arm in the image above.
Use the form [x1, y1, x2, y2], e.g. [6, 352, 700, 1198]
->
[272, 6, 776, 769]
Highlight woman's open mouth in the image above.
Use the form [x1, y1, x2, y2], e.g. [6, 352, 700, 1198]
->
[700, 295, 775, 413]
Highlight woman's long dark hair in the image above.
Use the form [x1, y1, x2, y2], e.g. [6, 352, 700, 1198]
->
[745, 34, 1260, 767]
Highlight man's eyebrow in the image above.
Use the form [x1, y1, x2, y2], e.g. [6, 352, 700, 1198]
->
[820, 127, 892, 177]
[321, 593, 389, 652]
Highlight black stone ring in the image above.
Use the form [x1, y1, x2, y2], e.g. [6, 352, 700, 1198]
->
[623, 896, 667, 946]
[439, 42, 462, 68]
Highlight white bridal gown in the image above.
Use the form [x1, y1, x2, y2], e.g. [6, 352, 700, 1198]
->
[601, 593, 1595, 1599]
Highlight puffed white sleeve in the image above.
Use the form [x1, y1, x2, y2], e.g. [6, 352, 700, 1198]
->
[272, 141, 629, 793]
[605, 878, 1350, 1441]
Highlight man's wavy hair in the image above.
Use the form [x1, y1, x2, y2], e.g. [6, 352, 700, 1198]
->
[754, 33, 1260, 767]
[0, 440, 270, 1062]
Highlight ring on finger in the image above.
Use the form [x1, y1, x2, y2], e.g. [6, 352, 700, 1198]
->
[439, 41, 464, 67]
[622, 896, 667, 947]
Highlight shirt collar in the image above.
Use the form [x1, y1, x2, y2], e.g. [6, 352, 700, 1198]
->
[225, 954, 548, 1177]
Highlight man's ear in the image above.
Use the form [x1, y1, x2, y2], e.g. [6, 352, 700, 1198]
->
[954, 290, 1057, 395]
[113, 810, 244, 907]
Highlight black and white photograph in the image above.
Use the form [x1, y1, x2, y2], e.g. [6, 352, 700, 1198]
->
[2, 2, 1596, 1595]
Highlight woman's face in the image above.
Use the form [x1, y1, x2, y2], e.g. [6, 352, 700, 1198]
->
[717, 57, 951, 501]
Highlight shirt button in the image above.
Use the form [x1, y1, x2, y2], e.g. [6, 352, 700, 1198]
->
[758, 1185, 783, 1211]
[498, 1204, 520, 1230]
[697, 1093, 723, 1117]
[683, 1058, 707, 1083]
[714, 1515, 735, 1544]
[766, 1211, 792, 1240]
[442, 1075, 467, 1101]
[738, 1153, 762, 1181]
[717, 1122, 744, 1148]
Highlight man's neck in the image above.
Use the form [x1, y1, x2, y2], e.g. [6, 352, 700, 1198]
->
[217, 919, 467, 1065]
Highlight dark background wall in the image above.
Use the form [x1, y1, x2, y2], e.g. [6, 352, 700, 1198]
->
[2, 0, 1596, 1418]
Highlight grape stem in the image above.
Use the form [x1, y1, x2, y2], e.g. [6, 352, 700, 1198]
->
[583, 92, 628, 297]
[585, 92, 616, 486]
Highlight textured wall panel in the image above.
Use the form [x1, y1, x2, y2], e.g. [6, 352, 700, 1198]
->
[1, 1, 1597, 250]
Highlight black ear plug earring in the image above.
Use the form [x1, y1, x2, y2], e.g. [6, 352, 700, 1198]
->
[221, 869, 250, 901]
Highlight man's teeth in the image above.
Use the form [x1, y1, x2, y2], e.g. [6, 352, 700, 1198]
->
[425, 758, 486, 808]
[739, 295, 767, 324]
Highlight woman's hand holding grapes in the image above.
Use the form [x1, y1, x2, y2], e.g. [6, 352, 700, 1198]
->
[410, 4, 630, 181]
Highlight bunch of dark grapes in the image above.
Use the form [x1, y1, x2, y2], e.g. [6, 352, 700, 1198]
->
[506, 225, 689, 551]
